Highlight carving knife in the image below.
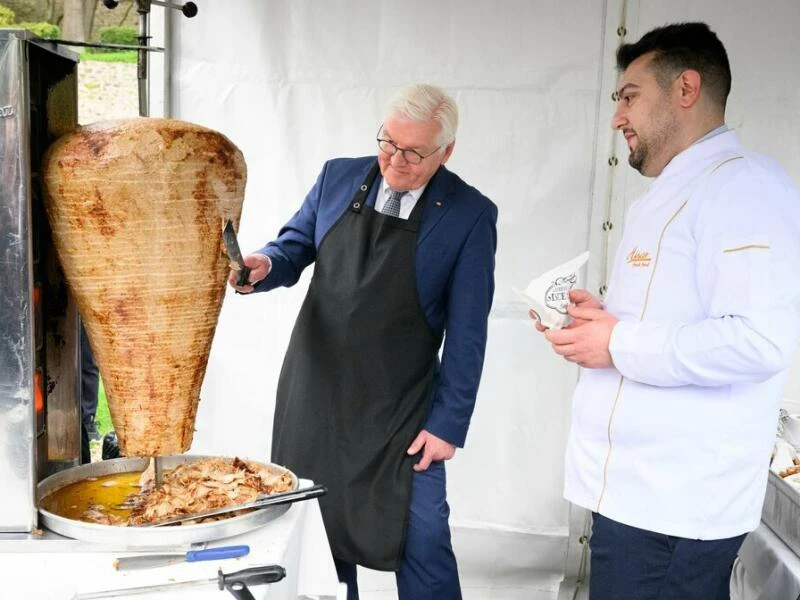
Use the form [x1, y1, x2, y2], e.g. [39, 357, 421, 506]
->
[71, 564, 286, 600]
[113, 544, 250, 571]
[222, 219, 252, 287]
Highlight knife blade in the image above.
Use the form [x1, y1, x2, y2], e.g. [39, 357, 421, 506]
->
[72, 564, 286, 600]
[113, 544, 250, 571]
[222, 219, 252, 287]
[142, 484, 327, 528]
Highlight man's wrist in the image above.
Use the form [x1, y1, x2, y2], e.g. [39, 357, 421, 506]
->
[253, 252, 272, 283]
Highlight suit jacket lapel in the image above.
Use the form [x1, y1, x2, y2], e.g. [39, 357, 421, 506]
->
[418, 166, 455, 244]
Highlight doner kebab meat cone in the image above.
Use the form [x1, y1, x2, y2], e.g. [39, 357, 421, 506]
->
[41, 118, 246, 456]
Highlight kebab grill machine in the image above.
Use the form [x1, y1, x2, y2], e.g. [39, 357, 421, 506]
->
[0, 29, 317, 552]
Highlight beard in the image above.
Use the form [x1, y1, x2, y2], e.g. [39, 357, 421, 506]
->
[627, 102, 678, 176]
[628, 140, 648, 173]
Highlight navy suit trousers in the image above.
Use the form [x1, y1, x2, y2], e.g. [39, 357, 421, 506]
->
[589, 512, 746, 600]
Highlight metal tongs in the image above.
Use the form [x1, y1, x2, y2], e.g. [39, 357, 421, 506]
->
[140, 484, 327, 527]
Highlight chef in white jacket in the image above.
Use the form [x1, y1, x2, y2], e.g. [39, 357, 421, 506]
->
[536, 22, 800, 600]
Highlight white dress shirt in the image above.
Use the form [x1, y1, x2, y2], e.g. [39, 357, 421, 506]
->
[374, 178, 427, 220]
[564, 130, 800, 539]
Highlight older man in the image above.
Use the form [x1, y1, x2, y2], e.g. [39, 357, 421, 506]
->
[232, 84, 497, 600]
[536, 23, 800, 600]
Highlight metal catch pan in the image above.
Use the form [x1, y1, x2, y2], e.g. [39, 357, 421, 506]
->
[762, 470, 800, 557]
[37, 455, 298, 548]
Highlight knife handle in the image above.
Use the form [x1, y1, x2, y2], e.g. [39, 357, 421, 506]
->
[186, 545, 250, 562]
[218, 565, 286, 600]
[236, 265, 252, 287]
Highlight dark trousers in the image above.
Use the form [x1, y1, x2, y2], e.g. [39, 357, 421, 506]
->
[589, 512, 746, 600]
[334, 460, 461, 600]
[80, 324, 100, 464]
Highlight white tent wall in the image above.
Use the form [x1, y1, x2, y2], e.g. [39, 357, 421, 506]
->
[167, 2, 605, 597]
[160, 1, 800, 597]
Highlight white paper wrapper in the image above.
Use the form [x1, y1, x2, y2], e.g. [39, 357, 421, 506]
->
[783, 414, 800, 449]
[514, 251, 590, 329]
[771, 437, 798, 474]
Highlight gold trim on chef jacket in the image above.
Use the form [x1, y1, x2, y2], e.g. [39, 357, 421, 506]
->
[595, 199, 688, 512]
[723, 244, 770, 253]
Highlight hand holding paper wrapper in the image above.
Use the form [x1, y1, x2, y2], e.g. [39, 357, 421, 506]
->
[513, 251, 590, 329]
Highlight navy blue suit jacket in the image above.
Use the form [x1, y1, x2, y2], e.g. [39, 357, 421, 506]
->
[255, 156, 497, 447]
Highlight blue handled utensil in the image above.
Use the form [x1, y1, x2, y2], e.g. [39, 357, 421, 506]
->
[113, 544, 250, 570]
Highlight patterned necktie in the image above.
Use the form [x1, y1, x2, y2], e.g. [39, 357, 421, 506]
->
[382, 188, 404, 217]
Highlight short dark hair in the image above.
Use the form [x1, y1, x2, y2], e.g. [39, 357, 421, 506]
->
[616, 22, 731, 109]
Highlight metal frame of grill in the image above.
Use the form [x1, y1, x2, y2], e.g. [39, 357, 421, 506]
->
[0, 29, 81, 535]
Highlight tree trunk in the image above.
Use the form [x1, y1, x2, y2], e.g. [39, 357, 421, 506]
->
[47, 0, 57, 23]
[83, 0, 97, 41]
[62, 0, 86, 41]
[51, 0, 66, 29]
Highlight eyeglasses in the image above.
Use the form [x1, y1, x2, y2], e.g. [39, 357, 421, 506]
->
[376, 127, 441, 166]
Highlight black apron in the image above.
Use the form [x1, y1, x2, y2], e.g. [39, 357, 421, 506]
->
[272, 162, 441, 571]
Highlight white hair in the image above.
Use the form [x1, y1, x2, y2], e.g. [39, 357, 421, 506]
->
[385, 84, 458, 147]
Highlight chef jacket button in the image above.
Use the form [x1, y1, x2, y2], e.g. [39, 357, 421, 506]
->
[353, 202, 361, 209]
[435, 201, 442, 207]
[360, 185, 368, 191]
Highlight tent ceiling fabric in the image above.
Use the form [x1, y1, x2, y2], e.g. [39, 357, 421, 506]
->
[166, 0, 800, 594]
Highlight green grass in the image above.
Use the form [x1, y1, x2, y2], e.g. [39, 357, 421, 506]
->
[81, 50, 137, 63]
[95, 378, 114, 436]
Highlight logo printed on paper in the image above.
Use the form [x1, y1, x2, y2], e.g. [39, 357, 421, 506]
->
[0, 105, 14, 118]
[626, 247, 652, 268]
[545, 273, 577, 314]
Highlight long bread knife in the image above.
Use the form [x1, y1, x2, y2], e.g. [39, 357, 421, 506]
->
[222, 219, 252, 287]
[113, 544, 250, 571]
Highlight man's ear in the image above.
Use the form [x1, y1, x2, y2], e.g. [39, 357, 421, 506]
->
[677, 69, 702, 109]
[441, 141, 456, 164]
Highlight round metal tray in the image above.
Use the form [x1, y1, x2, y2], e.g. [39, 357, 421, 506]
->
[37, 455, 299, 547]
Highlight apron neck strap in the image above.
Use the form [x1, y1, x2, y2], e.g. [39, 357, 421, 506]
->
[350, 162, 381, 213]
[349, 161, 431, 228]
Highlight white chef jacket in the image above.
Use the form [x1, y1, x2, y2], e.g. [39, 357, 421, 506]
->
[564, 130, 800, 539]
